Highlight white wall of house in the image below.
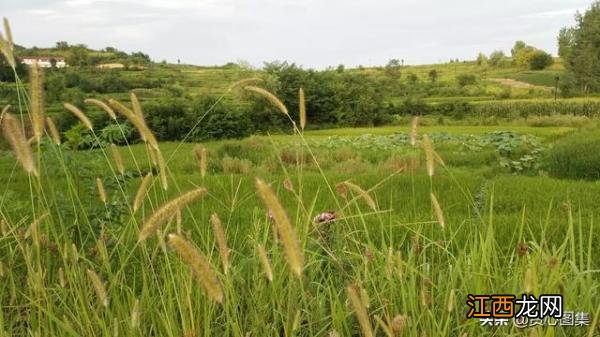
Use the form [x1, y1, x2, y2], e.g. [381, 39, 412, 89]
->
[21, 58, 67, 68]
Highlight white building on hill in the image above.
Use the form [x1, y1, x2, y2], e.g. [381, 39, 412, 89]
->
[20, 56, 67, 68]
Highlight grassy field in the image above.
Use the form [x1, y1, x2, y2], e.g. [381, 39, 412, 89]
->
[0, 115, 598, 336]
[1, 27, 599, 337]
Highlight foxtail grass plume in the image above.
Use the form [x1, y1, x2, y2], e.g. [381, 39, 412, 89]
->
[256, 244, 273, 282]
[422, 135, 435, 176]
[155, 148, 168, 190]
[339, 181, 377, 211]
[110, 144, 125, 175]
[244, 86, 289, 116]
[168, 233, 224, 303]
[346, 284, 374, 337]
[130, 92, 144, 119]
[430, 193, 445, 228]
[130, 298, 140, 328]
[0, 18, 15, 68]
[85, 98, 116, 120]
[58, 267, 66, 287]
[210, 213, 230, 274]
[194, 145, 207, 177]
[447, 289, 455, 313]
[86, 269, 109, 307]
[133, 173, 153, 212]
[227, 77, 263, 92]
[29, 62, 45, 141]
[391, 315, 408, 335]
[138, 187, 207, 241]
[299, 88, 306, 130]
[255, 178, 304, 277]
[410, 116, 419, 147]
[46, 117, 61, 145]
[108, 99, 155, 147]
[96, 178, 107, 204]
[64, 103, 93, 131]
[1, 113, 38, 176]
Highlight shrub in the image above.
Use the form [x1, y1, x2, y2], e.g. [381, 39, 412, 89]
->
[529, 51, 554, 70]
[456, 74, 477, 87]
[545, 129, 600, 180]
[191, 96, 253, 140]
[220, 156, 252, 174]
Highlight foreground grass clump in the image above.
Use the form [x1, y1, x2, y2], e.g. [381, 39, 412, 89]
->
[545, 128, 600, 180]
[0, 20, 598, 337]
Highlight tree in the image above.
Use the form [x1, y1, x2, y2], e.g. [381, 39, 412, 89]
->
[529, 50, 554, 70]
[428, 69, 438, 83]
[384, 59, 401, 80]
[488, 50, 505, 66]
[67, 46, 89, 67]
[562, 2, 600, 94]
[558, 27, 575, 58]
[476, 52, 488, 65]
[511, 41, 527, 57]
[55, 41, 69, 50]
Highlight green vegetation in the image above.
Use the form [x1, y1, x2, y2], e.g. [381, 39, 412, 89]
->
[546, 128, 600, 180]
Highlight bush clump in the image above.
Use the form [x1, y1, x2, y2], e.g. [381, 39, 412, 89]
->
[545, 129, 600, 180]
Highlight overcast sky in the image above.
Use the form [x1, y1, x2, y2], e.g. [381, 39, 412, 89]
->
[1, 0, 592, 69]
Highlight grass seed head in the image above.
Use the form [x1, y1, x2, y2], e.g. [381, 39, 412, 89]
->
[299, 88, 306, 130]
[110, 144, 125, 175]
[64, 103, 93, 131]
[86, 269, 108, 307]
[1, 113, 38, 176]
[96, 178, 107, 204]
[85, 98, 117, 120]
[138, 187, 207, 242]
[244, 86, 289, 116]
[256, 244, 273, 282]
[168, 233, 224, 303]
[133, 173, 153, 213]
[29, 62, 45, 141]
[430, 193, 445, 228]
[410, 116, 419, 147]
[46, 117, 61, 145]
[194, 145, 207, 177]
[255, 177, 304, 277]
[210, 213, 230, 274]
[422, 134, 435, 176]
[346, 284, 374, 337]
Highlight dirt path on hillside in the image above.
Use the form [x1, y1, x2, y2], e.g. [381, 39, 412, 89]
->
[487, 78, 553, 91]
